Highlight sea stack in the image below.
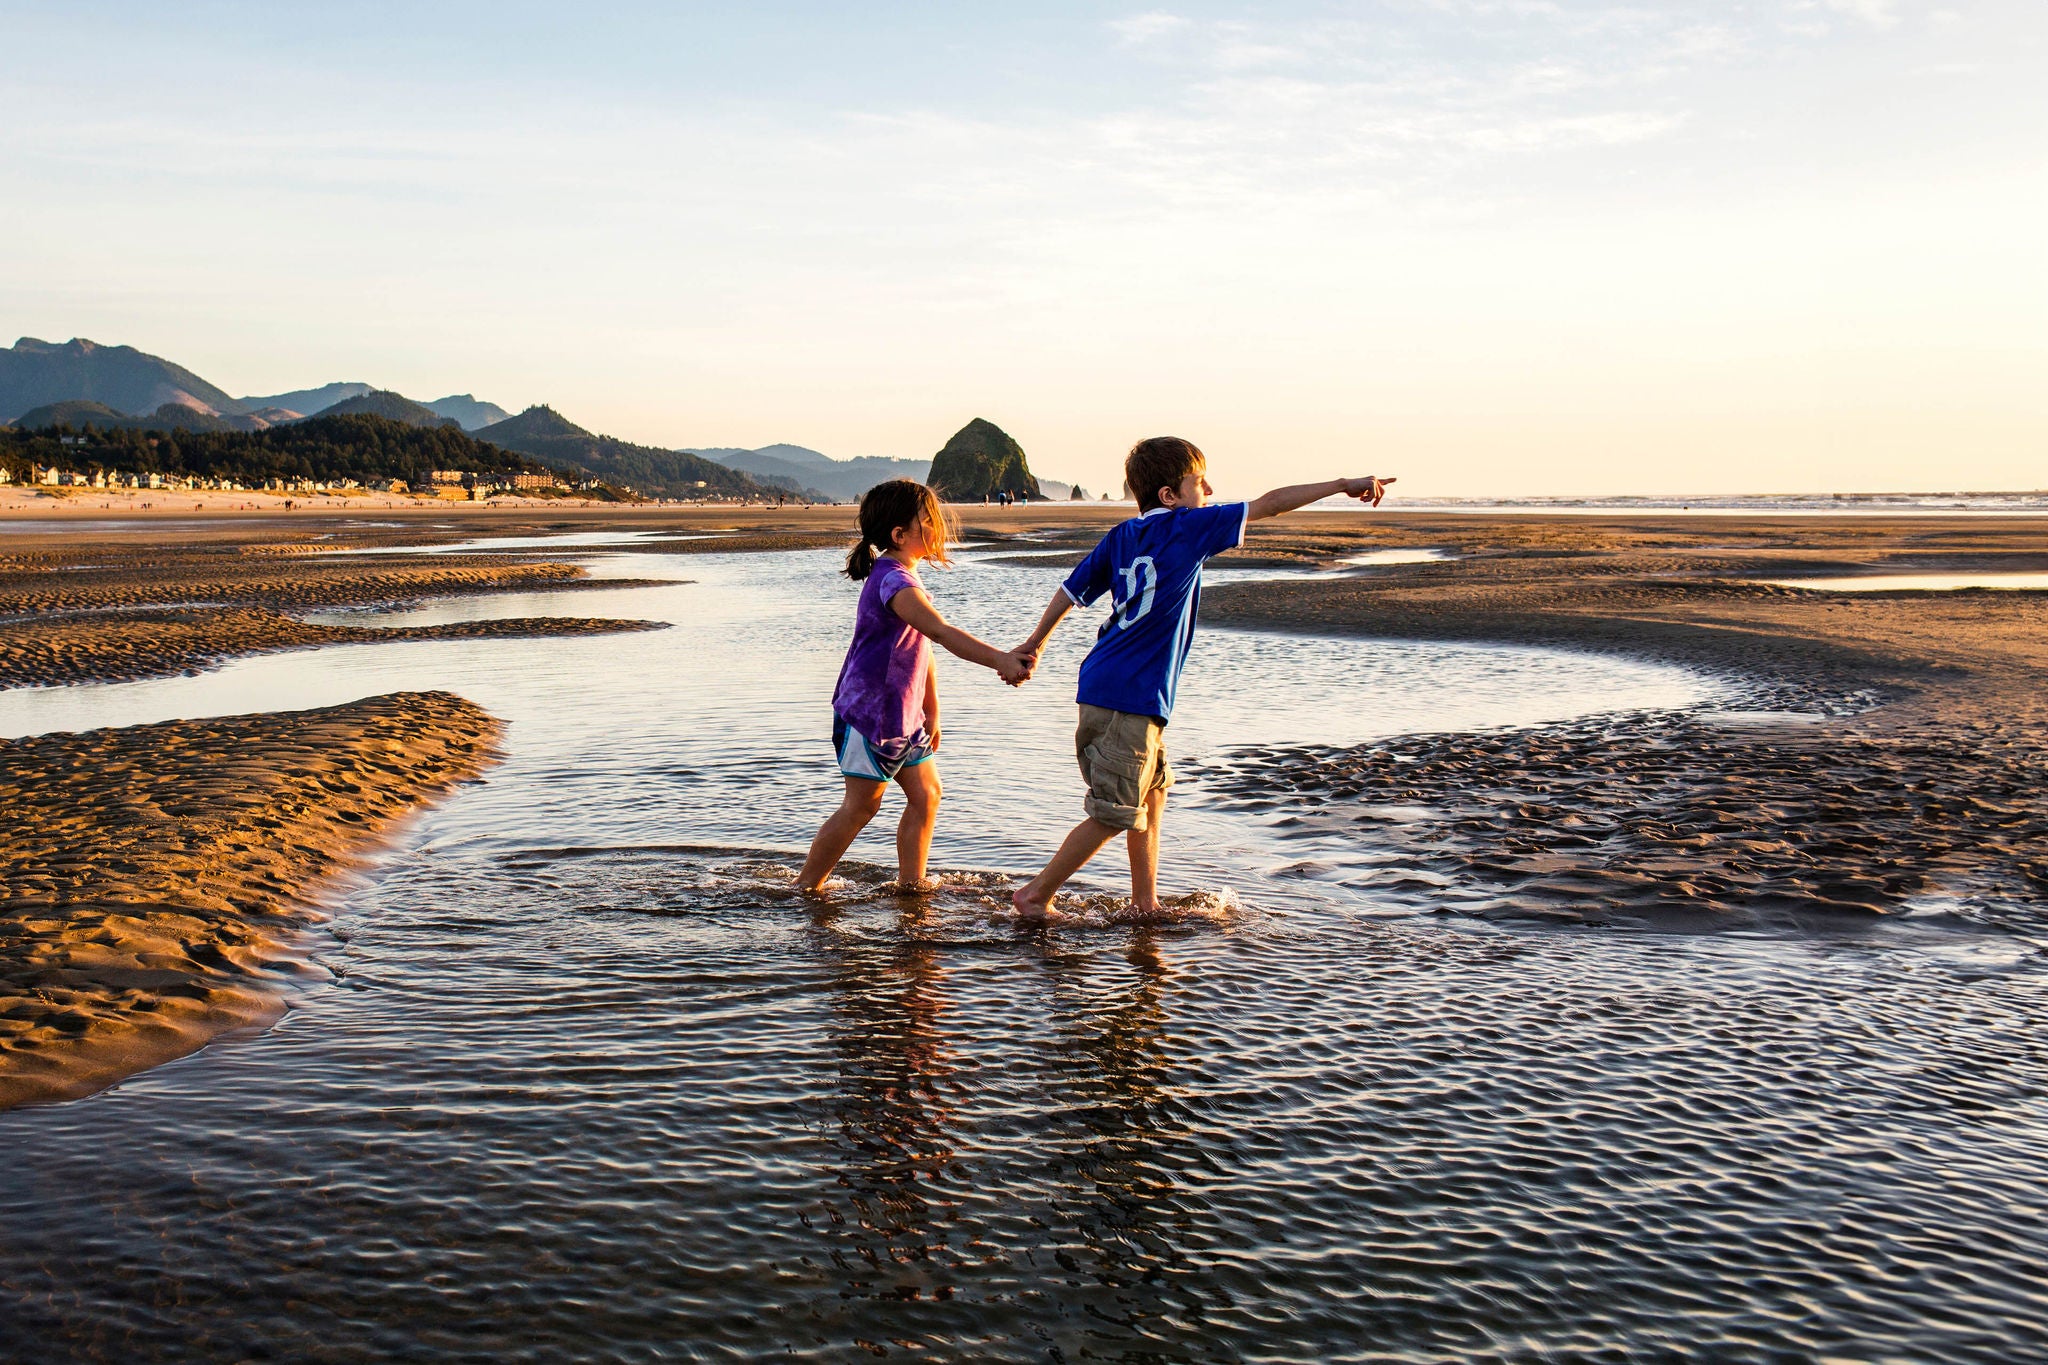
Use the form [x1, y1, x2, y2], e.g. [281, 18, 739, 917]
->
[926, 418, 1041, 502]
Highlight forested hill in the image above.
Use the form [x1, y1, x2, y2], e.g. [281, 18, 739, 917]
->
[475, 406, 770, 498]
[2, 414, 560, 489]
[306, 389, 458, 427]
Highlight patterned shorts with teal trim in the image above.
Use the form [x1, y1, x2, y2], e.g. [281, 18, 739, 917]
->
[833, 715, 936, 782]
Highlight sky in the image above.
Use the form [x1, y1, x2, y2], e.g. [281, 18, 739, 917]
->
[2, 1, 2042, 496]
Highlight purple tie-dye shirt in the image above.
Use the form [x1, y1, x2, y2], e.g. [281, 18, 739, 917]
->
[831, 557, 932, 757]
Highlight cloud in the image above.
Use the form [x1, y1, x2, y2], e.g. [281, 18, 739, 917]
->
[1811, 0, 1905, 26]
[1109, 11, 1189, 45]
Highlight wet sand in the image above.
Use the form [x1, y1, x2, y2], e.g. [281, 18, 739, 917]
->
[0, 691, 501, 1107]
[1202, 513, 2048, 926]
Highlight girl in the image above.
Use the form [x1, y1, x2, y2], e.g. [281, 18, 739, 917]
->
[797, 480, 1033, 893]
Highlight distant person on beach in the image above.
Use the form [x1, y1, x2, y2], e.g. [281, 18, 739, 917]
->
[1008, 437, 1392, 918]
[798, 480, 1036, 893]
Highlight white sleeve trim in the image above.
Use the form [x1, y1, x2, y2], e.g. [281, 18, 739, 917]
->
[1233, 501, 1249, 548]
[1061, 582, 1086, 607]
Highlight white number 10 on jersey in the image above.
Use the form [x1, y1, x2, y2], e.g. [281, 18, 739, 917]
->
[1117, 556, 1158, 628]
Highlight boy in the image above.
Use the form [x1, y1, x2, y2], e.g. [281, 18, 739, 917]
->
[1009, 437, 1392, 917]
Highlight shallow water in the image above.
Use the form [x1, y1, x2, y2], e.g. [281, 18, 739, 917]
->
[1764, 571, 2048, 592]
[1338, 548, 1455, 567]
[4, 545, 2047, 1361]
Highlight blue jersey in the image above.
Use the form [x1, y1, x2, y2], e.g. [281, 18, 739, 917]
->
[1061, 502, 1249, 722]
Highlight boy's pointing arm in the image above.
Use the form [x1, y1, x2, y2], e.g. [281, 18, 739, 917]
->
[1247, 474, 1394, 521]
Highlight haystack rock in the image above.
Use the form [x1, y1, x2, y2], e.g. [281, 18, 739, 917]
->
[926, 418, 1040, 501]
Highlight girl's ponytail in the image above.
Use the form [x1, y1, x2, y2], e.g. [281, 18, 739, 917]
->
[845, 479, 945, 580]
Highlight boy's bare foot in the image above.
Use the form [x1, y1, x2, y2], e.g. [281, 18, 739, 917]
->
[891, 877, 938, 896]
[1012, 885, 1052, 918]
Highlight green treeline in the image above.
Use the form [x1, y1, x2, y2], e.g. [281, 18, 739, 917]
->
[0, 414, 561, 488]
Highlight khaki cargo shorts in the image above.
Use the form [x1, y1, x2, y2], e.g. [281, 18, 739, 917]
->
[1075, 704, 1175, 832]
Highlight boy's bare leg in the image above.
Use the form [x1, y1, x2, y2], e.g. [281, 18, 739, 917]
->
[1013, 817, 1121, 916]
[797, 777, 888, 891]
[1126, 788, 1166, 913]
[893, 761, 942, 886]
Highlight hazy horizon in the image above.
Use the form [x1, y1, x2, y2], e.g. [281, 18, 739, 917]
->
[4, 1, 2041, 497]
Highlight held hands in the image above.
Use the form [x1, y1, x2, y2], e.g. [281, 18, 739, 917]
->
[996, 649, 1036, 687]
[1340, 475, 1395, 506]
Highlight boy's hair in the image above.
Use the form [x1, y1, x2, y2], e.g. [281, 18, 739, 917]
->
[846, 479, 952, 580]
[1124, 437, 1206, 513]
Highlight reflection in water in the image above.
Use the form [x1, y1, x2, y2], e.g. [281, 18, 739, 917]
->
[802, 904, 1215, 1353]
[811, 904, 965, 1304]
[1042, 933, 1200, 1333]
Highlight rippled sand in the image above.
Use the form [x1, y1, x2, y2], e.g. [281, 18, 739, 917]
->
[1201, 510, 2048, 932]
[0, 692, 500, 1106]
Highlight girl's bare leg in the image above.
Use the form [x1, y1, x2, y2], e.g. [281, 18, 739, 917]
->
[1126, 788, 1166, 913]
[892, 761, 943, 886]
[798, 778, 887, 891]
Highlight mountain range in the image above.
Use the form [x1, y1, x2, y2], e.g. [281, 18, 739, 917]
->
[687, 445, 933, 501]
[1, 339, 511, 432]
[2, 335, 1077, 501]
[0, 337, 248, 424]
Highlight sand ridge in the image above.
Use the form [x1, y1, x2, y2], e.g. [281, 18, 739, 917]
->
[0, 530, 681, 688]
[1, 554, 613, 616]
[0, 692, 503, 1108]
[0, 606, 668, 689]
